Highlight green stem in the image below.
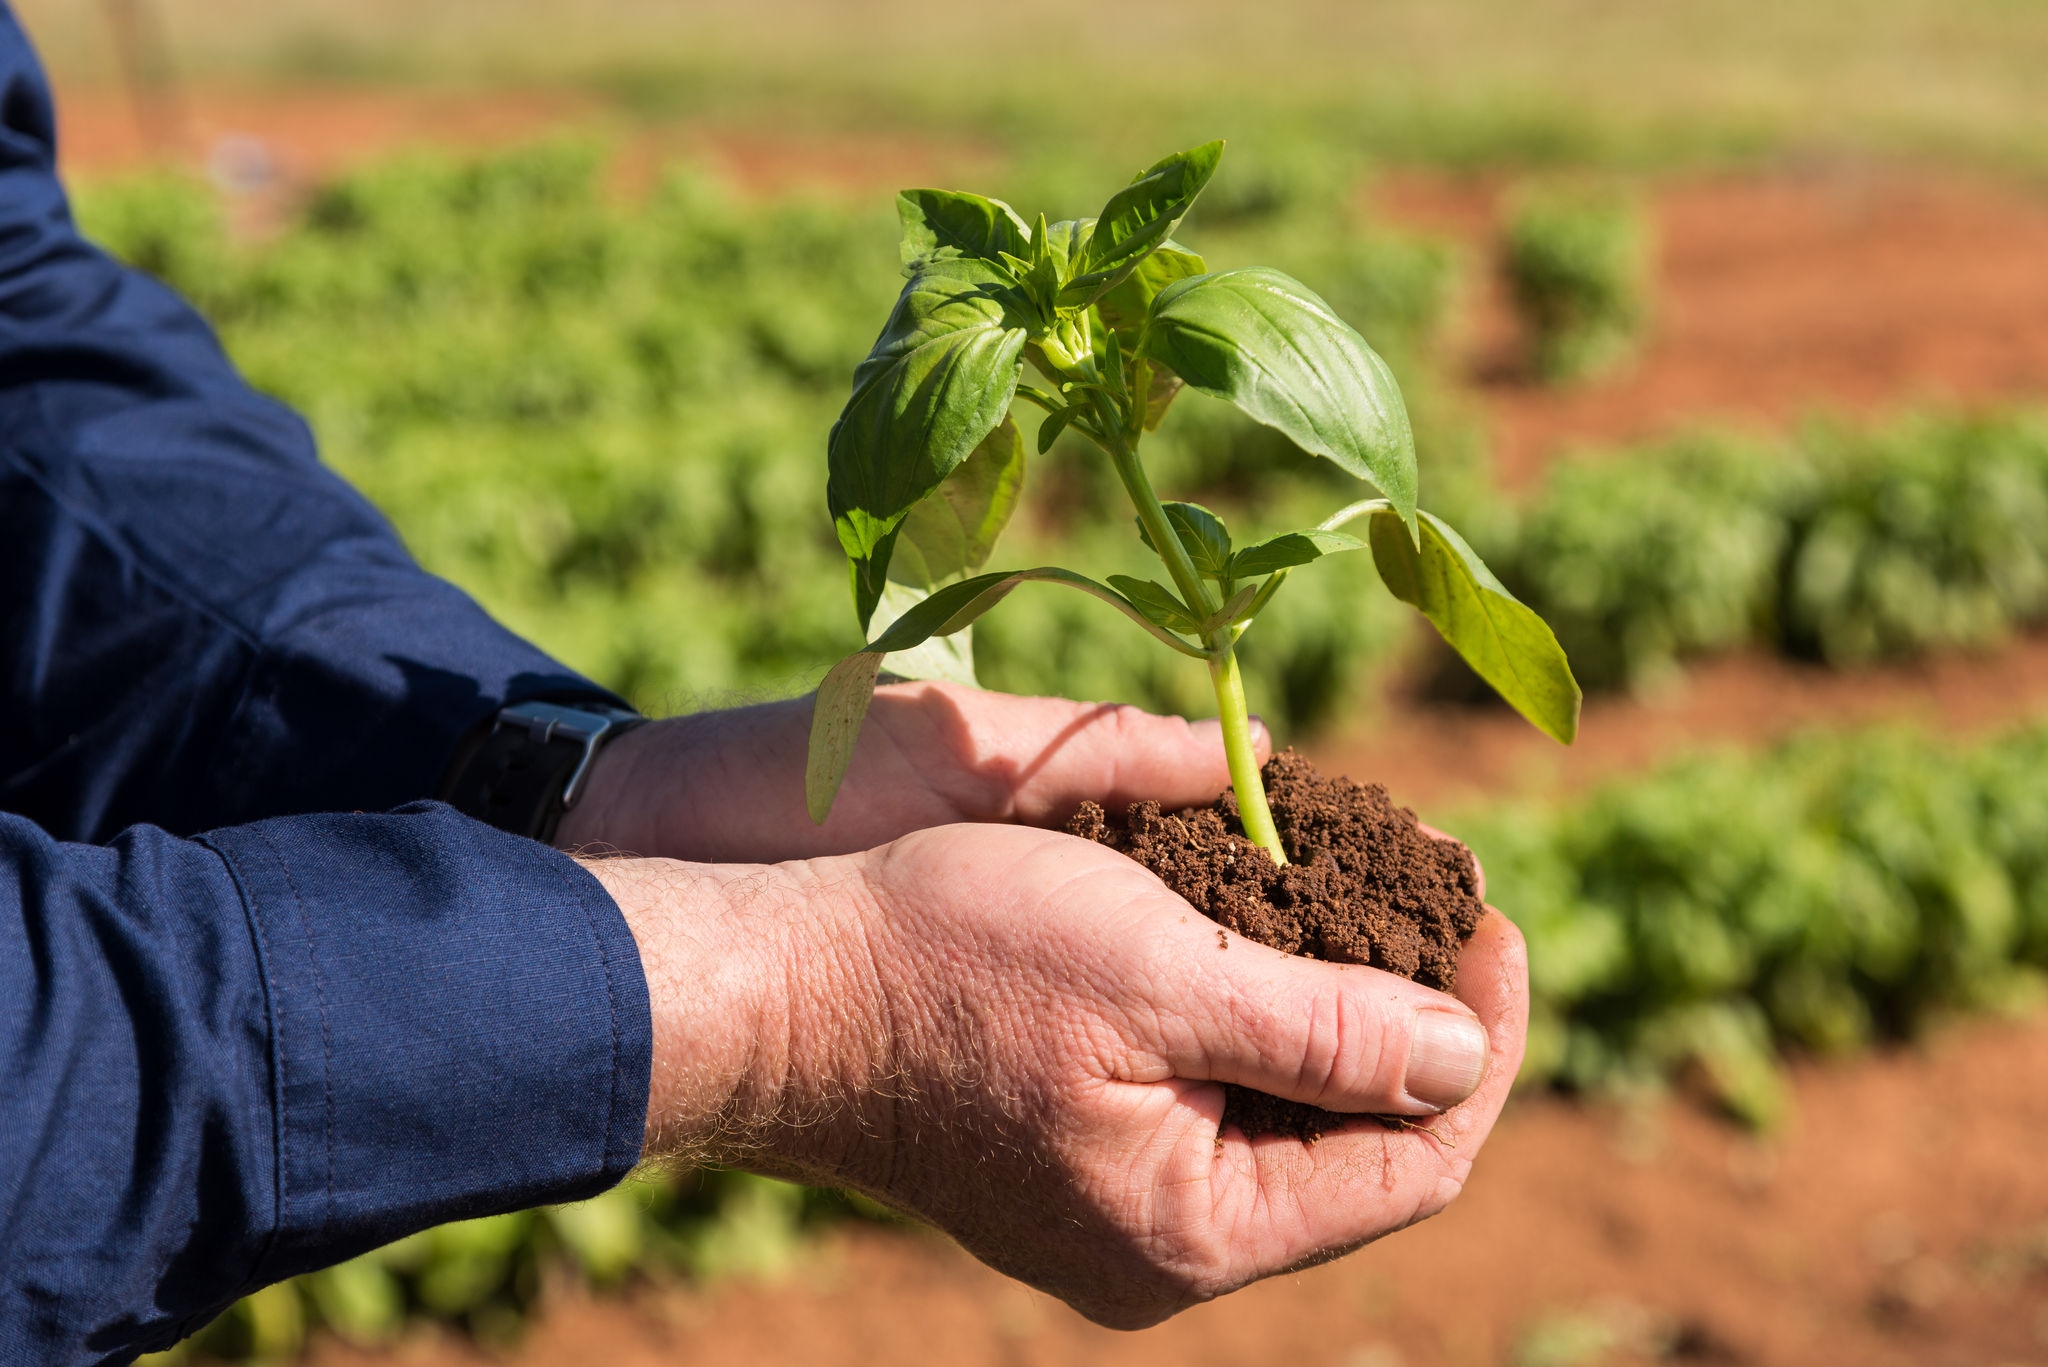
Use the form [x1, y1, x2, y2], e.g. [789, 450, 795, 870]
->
[1208, 645, 1286, 864]
[1101, 427, 1215, 618]
[1099, 419, 1286, 865]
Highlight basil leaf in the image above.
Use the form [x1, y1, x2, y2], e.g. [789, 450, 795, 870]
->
[1367, 508, 1582, 744]
[1142, 267, 1419, 539]
[1041, 217, 1094, 267]
[1038, 405, 1078, 454]
[1074, 141, 1224, 291]
[888, 416, 1026, 589]
[1136, 501, 1233, 581]
[808, 650, 889, 825]
[871, 581, 979, 688]
[1106, 574, 1202, 634]
[1094, 242, 1206, 339]
[1201, 582, 1261, 634]
[897, 189, 1031, 272]
[828, 257, 1028, 630]
[806, 566, 1208, 821]
[1141, 364, 1185, 432]
[1229, 528, 1366, 578]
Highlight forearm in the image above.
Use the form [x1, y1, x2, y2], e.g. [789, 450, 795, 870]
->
[579, 850, 886, 1173]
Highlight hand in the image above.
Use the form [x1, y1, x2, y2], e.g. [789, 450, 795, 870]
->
[556, 682, 1268, 863]
[584, 820, 1527, 1329]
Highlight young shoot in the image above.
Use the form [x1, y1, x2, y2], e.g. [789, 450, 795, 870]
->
[806, 141, 1581, 863]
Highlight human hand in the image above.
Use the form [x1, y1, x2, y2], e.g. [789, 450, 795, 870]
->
[555, 682, 1268, 864]
[586, 820, 1526, 1329]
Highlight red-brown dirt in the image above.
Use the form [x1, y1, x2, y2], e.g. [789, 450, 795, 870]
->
[1311, 633, 2048, 815]
[48, 84, 995, 200]
[1380, 167, 2048, 489]
[306, 1009, 2048, 1367]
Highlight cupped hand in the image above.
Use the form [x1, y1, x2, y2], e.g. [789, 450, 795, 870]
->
[556, 681, 1267, 863]
[592, 821, 1526, 1329]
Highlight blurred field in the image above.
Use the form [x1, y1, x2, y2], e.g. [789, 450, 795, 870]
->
[21, 0, 2048, 172]
[31, 1, 2048, 1364]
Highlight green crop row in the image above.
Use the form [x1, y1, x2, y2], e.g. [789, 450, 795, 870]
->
[1477, 413, 2048, 692]
[1463, 722, 2048, 1126]
[75, 141, 1453, 740]
[141, 1169, 891, 1364]
[1502, 187, 1652, 383]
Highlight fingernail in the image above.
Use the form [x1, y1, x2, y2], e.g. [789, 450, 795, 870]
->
[1248, 715, 1271, 748]
[1405, 1010, 1489, 1111]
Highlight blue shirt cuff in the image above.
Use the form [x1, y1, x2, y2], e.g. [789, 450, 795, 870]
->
[202, 803, 652, 1279]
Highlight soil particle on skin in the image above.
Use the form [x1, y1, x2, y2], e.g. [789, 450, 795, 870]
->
[1066, 750, 1484, 1141]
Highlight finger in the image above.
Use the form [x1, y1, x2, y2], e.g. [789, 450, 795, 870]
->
[1135, 911, 1528, 1303]
[1145, 923, 1493, 1118]
[871, 684, 1272, 824]
[1418, 821, 1484, 901]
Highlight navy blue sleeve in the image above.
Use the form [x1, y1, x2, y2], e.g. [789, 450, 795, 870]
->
[0, 10, 656, 1363]
[0, 806, 652, 1364]
[0, 6, 619, 844]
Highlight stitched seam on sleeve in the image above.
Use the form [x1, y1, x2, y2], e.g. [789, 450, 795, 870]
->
[251, 827, 337, 1238]
[191, 832, 290, 1305]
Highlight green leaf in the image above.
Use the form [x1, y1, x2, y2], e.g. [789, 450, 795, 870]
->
[1367, 508, 1582, 743]
[805, 566, 1207, 822]
[872, 417, 1024, 689]
[1142, 267, 1419, 536]
[871, 581, 979, 687]
[807, 651, 888, 824]
[1201, 582, 1261, 633]
[1040, 217, 1094, 266]
[1037, 405, 1078, 454]
[828, 257, 1029, 629]
[897, 189, 1030, 272]
[1141, 363, 1185, 431]
[1094, 242, 1206, 339]
[1230, 527, 1366, 578]
[1136, 501, 1233, 580]
[888, 416, 1025, 589]
[1106, 574, 1202, 634]
[1075, 141, 1224, 290]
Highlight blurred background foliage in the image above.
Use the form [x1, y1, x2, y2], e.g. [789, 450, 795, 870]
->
[48, 0, 2048, 1346]
[74, 145, 1448, 736]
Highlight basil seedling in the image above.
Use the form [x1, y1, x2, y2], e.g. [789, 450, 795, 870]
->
[806, 142, 1581, 862]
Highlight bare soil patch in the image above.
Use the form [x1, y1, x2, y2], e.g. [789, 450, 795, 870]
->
[49, 84, 994, 199]
[1313, 633, 2048, 814]
[1381, 167, 2048, 488]
[303, 1009, 2048, 1367]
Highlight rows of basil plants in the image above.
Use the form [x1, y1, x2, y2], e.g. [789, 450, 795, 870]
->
[86, 144, 2048, 1359]
[1473, 413, 2048, 693]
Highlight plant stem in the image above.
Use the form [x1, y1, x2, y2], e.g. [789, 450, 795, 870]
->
[1208, 643, 1286, 863]
[1102, 429, 1214, 618]
[1098, 421, 1289, 865]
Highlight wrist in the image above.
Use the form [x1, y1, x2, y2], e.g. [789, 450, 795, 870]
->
[578, 849, 889, 1170]
[554, 703, 810, 860]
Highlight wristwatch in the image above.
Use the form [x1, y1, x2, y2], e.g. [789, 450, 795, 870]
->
[441, 699, 647, 845]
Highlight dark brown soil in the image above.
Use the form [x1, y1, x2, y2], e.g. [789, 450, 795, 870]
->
[1064, 750, 1485, 1139]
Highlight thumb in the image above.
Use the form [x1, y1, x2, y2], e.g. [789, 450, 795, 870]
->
[1150, 927, 1492, 1118]
[976, 695, 1273, 824]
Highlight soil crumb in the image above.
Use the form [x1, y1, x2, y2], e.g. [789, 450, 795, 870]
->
[1065, 749, 1484, 1140]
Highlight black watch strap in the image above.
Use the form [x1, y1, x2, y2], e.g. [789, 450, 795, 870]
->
[441, 700, 646, 844]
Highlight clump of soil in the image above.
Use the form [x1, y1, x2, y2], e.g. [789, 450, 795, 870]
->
[1065, 749, 1484, 1140]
